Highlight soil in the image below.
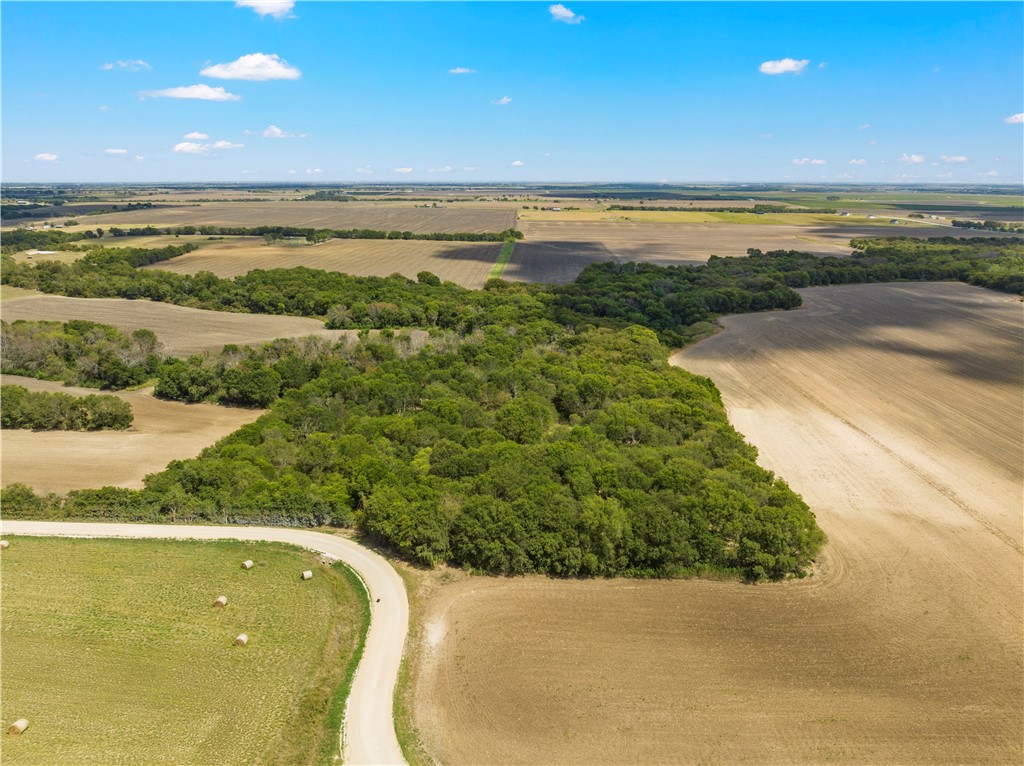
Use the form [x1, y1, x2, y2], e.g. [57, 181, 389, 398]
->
[409, 282, 1023, 765]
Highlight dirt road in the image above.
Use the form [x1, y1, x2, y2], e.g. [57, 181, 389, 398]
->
[0, 521, 409, 766]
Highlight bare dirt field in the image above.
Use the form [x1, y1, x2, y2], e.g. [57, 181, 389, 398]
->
[0, 295, 359, 356]
[71, 201, 516, 233]
[411, 282, 1023, 765]
[143, 237, 502, 288]
[0, 375, 263, 493]
[507, 220, 1004, 283]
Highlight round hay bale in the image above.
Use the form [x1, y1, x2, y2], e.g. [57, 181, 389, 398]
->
[0, 540, 9, 550]
[8, 719, 28, 735]
[301, 570, 313, 580]
[241, 560, 254, 570]
[234, 633, 249, 646]
[214, 596, 228, 608]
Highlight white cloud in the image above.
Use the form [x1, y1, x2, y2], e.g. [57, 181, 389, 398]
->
[235, 0, 294, 19]
[848, 159, 867, 165]
[492, 96, 512, 105]
[934, 172, 954, 179]
[104, 148, 128, 155]
[262, 124, 305, 139]
[463, 166, 476, 171]
[213, 140, 244, 149]
[858, 123, 871, 130]
[393, 167, 414, 173]
[449, 67, 476, 75]
[1003, 113, 1024, 124]
[355, 167, 374, 174]
[201, 53, 301, 81]
[984, 170, 999, 177]
[550, 4, 584, 24]
[34, 153, 58, 162]
[141, 84, 240, 101]
[173, 142, 209, 154]
[791, 158, 826, 165]
[98, 105, 111, 112]
[288, 169, 297, 174]
[184, 131, 209, 140]
[899, 153, 925, 164]
[101, 59, 150, 72]
[511, 160, 525, 167]
[818, 62, 827, 69]
[940, 155, 968, 163]
[306, 168, 322, 174]
[759, 58, 809, 75]
[543, 152, 552, 157]
[134, 155, 144, 161]
[428, 166, 453, 173]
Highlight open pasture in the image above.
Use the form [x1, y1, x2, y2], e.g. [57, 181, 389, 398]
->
[0, 375, 264, 493]
[143, 237, 503, 288]
[72, 201, 516, 234]
[412, 282, 1023, 765]
[0, 536, 364, 766]
[0, 295, 359, 356]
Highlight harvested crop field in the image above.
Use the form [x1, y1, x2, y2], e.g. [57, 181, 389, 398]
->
[144, 237, 502, 288]
[412, 282, 1023, 765]
[76, 201, 516, 234]
[507, 220, 1002, 283]
[0, 295, 358, 356]
[0, 375, 264, 493]
[0, 536, 365, 766]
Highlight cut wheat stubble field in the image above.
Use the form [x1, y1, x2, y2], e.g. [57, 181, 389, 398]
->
[412, 282, 1023, 765]
[143, 238, 503, 289]
[0, 375, 264, 494]
[0, 295, 369, 356]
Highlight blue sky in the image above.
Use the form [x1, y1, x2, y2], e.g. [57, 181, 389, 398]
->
[3, 1, 1022, 183]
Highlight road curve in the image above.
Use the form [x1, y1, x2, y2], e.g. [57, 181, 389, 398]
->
[0, 520, 409, 766]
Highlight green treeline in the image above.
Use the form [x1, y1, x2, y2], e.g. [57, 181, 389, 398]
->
[951, 219, 1024, 233]
[3, 325, 825, 581]
[1, 384, 133, 431]
[607, 204, 838, 214]
[2, 320, 162, 389]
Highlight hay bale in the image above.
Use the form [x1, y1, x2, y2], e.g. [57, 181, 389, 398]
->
[241, 560, 254, 570]
[7, 719, 28, 735]
[0, 540, 9, 550]
[214, 596, 228, 608]
[301, 570, 313, 580]
[234, 633, 249, 646]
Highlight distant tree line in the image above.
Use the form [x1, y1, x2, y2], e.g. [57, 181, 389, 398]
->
[1, 384, 133, 431]
[951, 219, 1024, 233]
[606, 204, 838, 214]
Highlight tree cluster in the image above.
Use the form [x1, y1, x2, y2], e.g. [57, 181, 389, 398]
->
[1, 384, 133, 431]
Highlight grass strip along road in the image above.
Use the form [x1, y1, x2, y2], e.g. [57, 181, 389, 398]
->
[0, 521, 409, 766]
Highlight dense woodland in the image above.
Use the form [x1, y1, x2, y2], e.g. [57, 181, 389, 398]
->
[2, 234, 1021, 579]
[1, 384, 133, 431]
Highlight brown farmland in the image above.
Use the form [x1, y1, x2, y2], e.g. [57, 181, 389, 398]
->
[507, 220, 1006, 283]
[74, 201, 516, 234]
[144, 238, 502, 288]
[1, 376, 263, 493]
[412, 282, 1023, 765]
[0, 295, 361, 356]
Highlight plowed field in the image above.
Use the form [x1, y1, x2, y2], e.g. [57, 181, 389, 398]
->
[411, 282, 1023, 765]
[507, 220, 1004, 283]
[0, 376, 263, 493]
[75, 202, 515, 234]
[143, 238, 502, 288]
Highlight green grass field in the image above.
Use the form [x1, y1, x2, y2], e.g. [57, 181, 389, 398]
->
[1, 536, 368, 766]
